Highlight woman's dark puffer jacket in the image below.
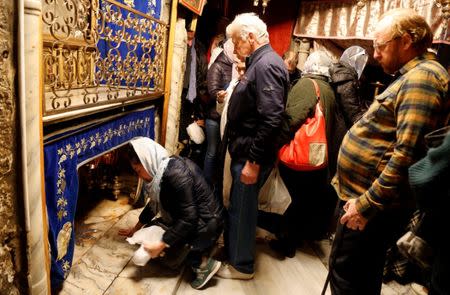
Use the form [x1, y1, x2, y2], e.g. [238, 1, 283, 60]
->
[206, 51, 233, 121]
[329, 62, 368, 129]
[139, 156, 224, 247]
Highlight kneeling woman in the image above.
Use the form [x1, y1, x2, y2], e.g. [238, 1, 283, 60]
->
[119, 137, 224, 289]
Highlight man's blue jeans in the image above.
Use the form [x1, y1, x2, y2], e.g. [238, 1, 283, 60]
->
[225, 159, 272, 274]
[203, 119, 220, 185]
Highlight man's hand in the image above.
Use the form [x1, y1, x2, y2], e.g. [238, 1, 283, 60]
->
[143, 240, 168, 258]
[240, 160, 260, 185]
[340, 199, 368, 231]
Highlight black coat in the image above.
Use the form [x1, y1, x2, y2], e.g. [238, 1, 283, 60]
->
[329, 62, 368, 129]
[226, 44, 289, 164]
[139, 157, 224, 247]
[206, 51, 233, 121]
[288, 68, 301, 90]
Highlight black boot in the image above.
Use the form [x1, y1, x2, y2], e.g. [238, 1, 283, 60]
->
[269, 238, 296, 258]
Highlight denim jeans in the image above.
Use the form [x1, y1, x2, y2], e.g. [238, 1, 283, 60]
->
[225, 159, 272, 274]
[203, 119, 220, 185]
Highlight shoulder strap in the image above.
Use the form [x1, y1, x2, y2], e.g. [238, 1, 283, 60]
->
[308, 78, 321, 101]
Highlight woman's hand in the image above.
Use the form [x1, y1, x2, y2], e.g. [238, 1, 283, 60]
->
[216, 90, 227, 103]
[195, 119, 205, 127]
[118, 221, 143, 237]
[143, 240, 168, 258]
[118, 227, 136, 237]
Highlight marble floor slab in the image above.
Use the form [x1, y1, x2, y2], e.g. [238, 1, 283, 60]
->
[60, 205, 142, 294]
[173, 242, 331, 295]
[59, 196, 425, 295]
[73, 196, 133, 264]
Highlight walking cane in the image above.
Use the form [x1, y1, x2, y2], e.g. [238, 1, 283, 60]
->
[321, 203, 345, 295]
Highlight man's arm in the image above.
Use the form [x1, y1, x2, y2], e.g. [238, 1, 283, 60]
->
[248, 62, 287, 164]
[355, 71, 445, 220]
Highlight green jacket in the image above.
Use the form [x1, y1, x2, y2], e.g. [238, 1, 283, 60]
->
[279, 74, 346, 179]
[409, 129, 450, 210]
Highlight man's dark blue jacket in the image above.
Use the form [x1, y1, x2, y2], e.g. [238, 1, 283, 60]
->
[226, 44, 289, 164]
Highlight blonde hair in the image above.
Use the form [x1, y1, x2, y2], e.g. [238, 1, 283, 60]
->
[380, 8, 433, 53]
[226, 13, 269, 44]
[283, 51, 299, 70]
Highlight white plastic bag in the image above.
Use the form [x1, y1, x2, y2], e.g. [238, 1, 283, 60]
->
[127, 225, 165, 266]
[258, 166, 292, 215]
[186, 122, 205, 144]
[132, 245, 152, 266]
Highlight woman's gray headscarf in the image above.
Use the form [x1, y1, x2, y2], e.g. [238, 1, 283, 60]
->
[130, 137, 171, 222]
[302, 51, 333, 79]
[340, 46, 368, 79]
[223, 38, 235, 61]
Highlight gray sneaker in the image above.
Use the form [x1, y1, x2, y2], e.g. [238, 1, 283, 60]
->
[215, 263, 254, 280]
[190, 258, 221, 289]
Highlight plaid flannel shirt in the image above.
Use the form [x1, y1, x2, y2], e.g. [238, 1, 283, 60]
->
[333, 52, 450, 219]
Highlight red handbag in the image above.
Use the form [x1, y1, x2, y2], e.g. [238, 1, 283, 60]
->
[278, 78, 328, 171]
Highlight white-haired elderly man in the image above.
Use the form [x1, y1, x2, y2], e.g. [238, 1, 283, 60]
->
[216, 13, 289, 279]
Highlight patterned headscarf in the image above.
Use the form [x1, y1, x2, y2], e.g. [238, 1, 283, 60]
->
[302, 51, 333, 79]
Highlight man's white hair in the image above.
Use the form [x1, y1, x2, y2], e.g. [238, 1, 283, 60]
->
[226, 13, 269, 44]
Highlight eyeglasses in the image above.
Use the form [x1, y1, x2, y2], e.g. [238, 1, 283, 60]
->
[373, 36, 400, 52]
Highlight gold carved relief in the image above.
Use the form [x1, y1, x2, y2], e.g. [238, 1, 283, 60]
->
[0, 0, 20, 292]
[42, 0, 168, 117]
[0, 4, 16, 208]
[435, 0, 450, 20]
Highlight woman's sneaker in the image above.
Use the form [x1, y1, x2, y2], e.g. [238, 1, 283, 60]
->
[215, 263, 254, 280]
[190, 258, 221, 289]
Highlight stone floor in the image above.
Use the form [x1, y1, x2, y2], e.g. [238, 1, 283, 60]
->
[58, 196, 426, 295]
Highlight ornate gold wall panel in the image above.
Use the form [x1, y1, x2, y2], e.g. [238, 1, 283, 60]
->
[42, 0, 168, 117]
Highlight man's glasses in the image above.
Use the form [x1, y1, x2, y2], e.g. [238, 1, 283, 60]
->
[373, 36, 400, 52]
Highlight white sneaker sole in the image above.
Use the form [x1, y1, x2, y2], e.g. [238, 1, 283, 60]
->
[216, 265, 254, 280]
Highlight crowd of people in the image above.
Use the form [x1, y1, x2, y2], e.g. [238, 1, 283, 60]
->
[119, 9, 449, 294]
